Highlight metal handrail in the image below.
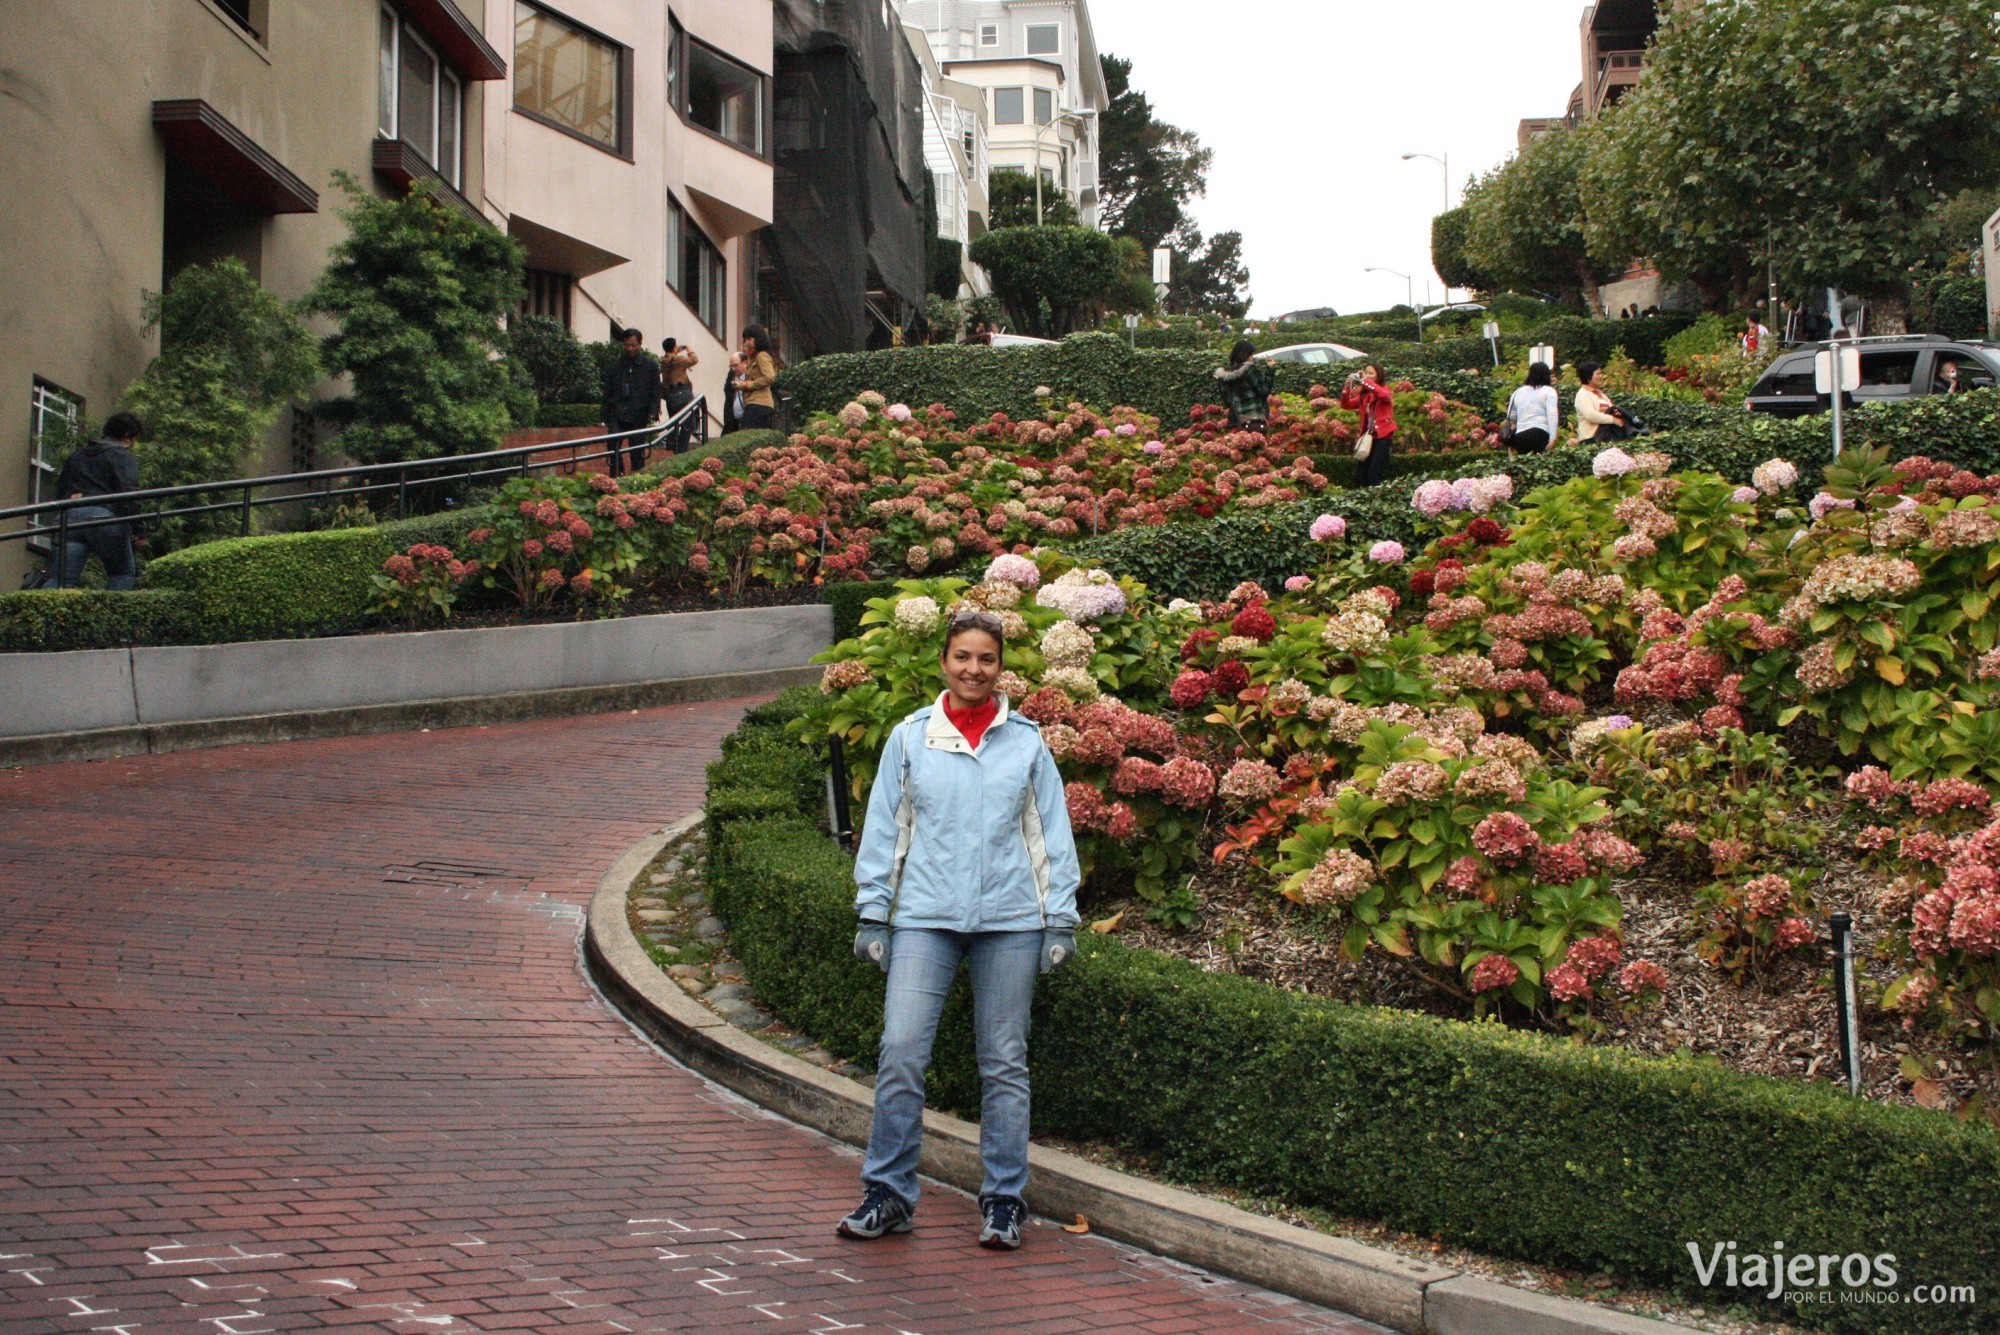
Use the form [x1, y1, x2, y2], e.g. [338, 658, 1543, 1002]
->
[10, 395, 709, 555]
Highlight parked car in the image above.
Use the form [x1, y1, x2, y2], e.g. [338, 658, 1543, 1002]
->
[987, 332, 1058, 347]
[1418, 302, 1488, 324]
[1745, 336, 2000, 417]
[1261, 342, 1368, 366]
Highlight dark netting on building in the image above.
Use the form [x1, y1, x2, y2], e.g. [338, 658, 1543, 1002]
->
[762, 0, 929, 362]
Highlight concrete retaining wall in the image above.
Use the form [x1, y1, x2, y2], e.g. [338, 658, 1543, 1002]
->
[0, 604, 831, 740]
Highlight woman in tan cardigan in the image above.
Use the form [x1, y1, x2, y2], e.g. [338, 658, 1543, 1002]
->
[1573, 361, 1629, 444]
[735, 326, 779, 431]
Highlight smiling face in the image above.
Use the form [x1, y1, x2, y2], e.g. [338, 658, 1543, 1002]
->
[940, 626, 1003, 710]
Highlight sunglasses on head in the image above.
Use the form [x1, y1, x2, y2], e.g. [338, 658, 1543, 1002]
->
[948, 609, 1005, 634]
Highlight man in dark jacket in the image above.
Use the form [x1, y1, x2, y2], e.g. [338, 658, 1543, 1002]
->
[53, 411, 143, 590]
[600, 327, 662, 476]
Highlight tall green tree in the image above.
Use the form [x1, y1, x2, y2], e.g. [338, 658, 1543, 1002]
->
[1583, 0, 2000, 302]
[967, 226, 1125, 336]
[305, 173, 527, 464]
[122, 259, 320, 489]
[1462, 127, 1603, 308]
[986, 170, 1080, 229]
[1430, 205, 1493, 294]
[1096, 54, 1213, 251]
[1166, 227, 1250, 318]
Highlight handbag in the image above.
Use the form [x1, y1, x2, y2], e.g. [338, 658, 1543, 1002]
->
[1499, 400, 1518, 446]
[1352, 430, 1374, 460]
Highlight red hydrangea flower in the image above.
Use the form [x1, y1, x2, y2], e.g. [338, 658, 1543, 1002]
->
[1169, 670, 1214, 710]
[1466, 517, 1507, 546]
[1231, 601, 1278, 643]
[1773, 917, 1817, 950]
[1618, 959, 1669, 998]
[1158, 756, 1217, 808]
[1212, 659, 1250, 697]
[1469, 954, 1520, 994]
[1065, 781, 1108, 832]
[1472, 813, 1540, 866]
[1533, 842, 1590, 885]
[1565, 935, 1621, 979]
[1180, 628, 1219, 663]
[1546, 963, 1592, 1002]
[1409, 569, 1438, 597]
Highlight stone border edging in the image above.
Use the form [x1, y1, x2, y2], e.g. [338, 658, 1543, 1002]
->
[0, 665, 822, 768]
[584, 817, 1692, 1335]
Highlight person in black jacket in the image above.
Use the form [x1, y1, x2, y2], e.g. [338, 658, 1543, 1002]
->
[53, 412, 144, 590]
[599, 327, 662, 476]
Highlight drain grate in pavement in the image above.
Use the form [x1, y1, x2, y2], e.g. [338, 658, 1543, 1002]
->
[383, 860, 520, 886]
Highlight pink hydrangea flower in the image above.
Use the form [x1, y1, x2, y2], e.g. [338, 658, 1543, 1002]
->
[1309, 513, 1347, 542]
[1367, 540, 1405, 565]
[1143, 440, 1165, 455]
[1618, 959, 1669, 998]
[886, 403, 913, 422]
[1546, 963, 1592, 1002]
[1285, 575, 1312, 592]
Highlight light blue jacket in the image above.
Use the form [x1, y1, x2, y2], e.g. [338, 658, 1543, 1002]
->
[854, 693, 1081, 933]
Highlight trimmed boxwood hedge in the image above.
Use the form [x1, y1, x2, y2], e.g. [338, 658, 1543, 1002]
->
[141, 528, 392, 637]
[0, 588, 196, 653]
[704, 689, 2000, 1334]
[779, 331, 1491, 430]
[532, 402, 603, 428]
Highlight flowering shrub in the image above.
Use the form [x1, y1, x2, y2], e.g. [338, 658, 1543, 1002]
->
[1268, 384, 1505, 455]
[369, 542, 478, 626]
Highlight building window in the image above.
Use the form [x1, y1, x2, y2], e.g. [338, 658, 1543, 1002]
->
[993, 87, 1024, 125]
[667, 195, 727, 340]
[28, 378, 83, 545]
[1025, 23, 1059, 55]
[1033, 88, 1054, 126]
[523, 269, 575, 326]
[211, 0, 266, 41]
[379, 6, 466, 187]
[514, 1, 628, 155]
[958, 29, 973, 56]
[675, 27, 766, 156]
[979, 23, 998, 46]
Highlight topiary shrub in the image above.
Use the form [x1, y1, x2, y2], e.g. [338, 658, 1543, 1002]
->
[531, 403, 604, 428]
[141, 528, 391, 637]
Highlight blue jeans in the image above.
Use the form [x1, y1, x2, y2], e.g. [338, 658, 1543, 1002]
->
[58, 506, 136, 590]
[861, 928, 1040, 1210]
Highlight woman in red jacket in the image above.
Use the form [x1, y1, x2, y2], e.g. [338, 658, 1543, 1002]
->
[1340, 363, 1398, 487]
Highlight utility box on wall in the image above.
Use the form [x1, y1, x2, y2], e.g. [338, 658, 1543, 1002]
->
[1986, 206, 2000, 338]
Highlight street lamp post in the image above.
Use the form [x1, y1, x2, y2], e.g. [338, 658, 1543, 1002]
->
[1366, 266, 1415, 329]
[1402, 151, 1451, 299]
[1033, 109, 1094, 226]
[1400, 151, 1451, 211]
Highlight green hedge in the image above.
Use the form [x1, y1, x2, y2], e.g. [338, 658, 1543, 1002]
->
[654, 428, 784, 479]
[1074, 391, 2000, 599]
[141, 528, 390, 637]
[704, 692, 2000, 1334]
[1305, 450, 1508, 490]
[375, 505, 497, 551]
[532, 402, 603, 428]
[825, 579, 899, 641]
[780, 332, 1493, 430]
[0, 588, 196, 653]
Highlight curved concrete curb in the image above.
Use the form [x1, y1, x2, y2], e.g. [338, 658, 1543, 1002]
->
[584, 819, 1693, 1335]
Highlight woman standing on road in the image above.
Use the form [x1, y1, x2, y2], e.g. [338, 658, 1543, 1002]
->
[837, 609, 1081, 1252]
[1340, 362, 1399, 486]
[1505, 361, 1560, 455]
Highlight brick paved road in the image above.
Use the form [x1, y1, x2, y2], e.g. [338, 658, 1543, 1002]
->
[0, 702, 1385, 1335]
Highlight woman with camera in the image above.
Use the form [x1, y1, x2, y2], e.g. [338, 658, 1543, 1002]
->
[1339, 363, 1398, 486]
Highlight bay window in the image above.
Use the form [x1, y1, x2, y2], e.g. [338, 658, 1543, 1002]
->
[514, 1, 629, 155]
[378, 6, 465, 188]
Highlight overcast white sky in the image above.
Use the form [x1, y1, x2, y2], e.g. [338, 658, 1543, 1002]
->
[1085, 0, 1588, 319]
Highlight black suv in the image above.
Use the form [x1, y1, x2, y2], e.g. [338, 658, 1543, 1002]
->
[1745, 336, 2000, 417]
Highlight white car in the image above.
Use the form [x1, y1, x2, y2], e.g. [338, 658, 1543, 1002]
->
[1259, 342, 1368, 365]
[987, 332, 1058, 347]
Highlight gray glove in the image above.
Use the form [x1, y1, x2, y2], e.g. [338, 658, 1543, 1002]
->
[854, 921, 891, 972]
[1040, 928, 1076, 975]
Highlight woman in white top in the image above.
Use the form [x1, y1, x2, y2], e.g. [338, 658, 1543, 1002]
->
[1573, 361, 1628, 444]
[1506, 362, 1560, 454]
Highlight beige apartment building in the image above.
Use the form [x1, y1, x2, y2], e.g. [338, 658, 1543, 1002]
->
[0, 0, 771, 584]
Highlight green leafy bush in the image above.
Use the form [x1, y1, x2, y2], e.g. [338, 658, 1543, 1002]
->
[510, 314, 600, 405]
[1911, 273, 1991, 341]
[305, 173, 528, 463]
[778, 333, 1489, 431]
[0, 589, 195, 653]
[141, 528, 391, 636]
[703, 695, 2000, 1335]
[531, 403, 604, 428]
